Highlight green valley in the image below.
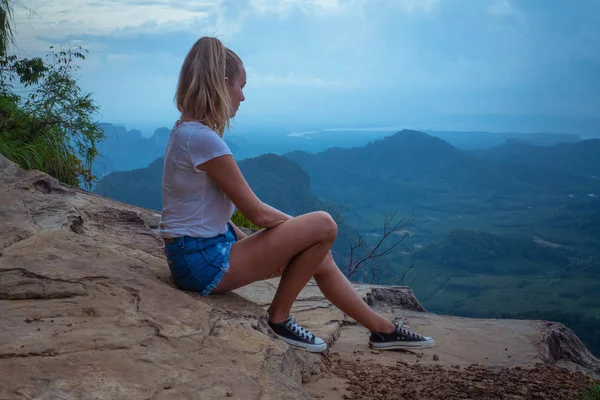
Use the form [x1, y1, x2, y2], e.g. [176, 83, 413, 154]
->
[284, 130, 600, 355]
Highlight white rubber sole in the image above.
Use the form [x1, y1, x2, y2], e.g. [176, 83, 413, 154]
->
[277, 335, 328, 353]
[369, 337, 435, 350]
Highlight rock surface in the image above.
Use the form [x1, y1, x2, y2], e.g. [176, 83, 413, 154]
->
[1, 154, 599, 399]
[238, 279, 599, 373]
[0, 155, 311, 399]
[237, 278, 600, 398]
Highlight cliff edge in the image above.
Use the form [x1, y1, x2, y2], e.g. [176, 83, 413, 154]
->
[237, 280, 599, 399]
[0, 154, 598, 399]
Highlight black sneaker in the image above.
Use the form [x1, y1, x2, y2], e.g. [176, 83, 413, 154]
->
[268, 314, 327, 353]
[369, 322, 434, 350]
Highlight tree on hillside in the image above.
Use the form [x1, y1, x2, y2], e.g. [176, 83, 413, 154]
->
[0, 1, 103, 188]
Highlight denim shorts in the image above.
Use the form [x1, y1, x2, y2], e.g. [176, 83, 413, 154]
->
[163, 223, 238, 296]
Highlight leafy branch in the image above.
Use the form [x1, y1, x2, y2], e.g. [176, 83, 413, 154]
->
[1, 42, 103, 189]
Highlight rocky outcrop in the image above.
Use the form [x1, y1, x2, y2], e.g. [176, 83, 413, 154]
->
[541, 321, 600, 376]
[1, 154, 598, 399]
[238, 278, 600, 398]
[237, 278, 599, 376]
[0, 155, 312, 399]
[365, 286, 426, 312]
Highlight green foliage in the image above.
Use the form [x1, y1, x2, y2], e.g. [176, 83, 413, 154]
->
[231, 210, 260, 230]
[0, 44, 103, 188]
[414, 229, 584, 275]
[582, 383, 600, 400]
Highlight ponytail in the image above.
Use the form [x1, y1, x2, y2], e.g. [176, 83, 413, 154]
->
[176, 37, 242, 136]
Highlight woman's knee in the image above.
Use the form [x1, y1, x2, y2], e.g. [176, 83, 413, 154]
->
[311, 211, 338, 242]
[289, 211, 337, 247]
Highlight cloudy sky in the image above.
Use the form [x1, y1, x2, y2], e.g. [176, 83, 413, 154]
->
[11, 0, 600, 135]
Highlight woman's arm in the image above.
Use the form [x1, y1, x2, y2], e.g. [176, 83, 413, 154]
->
[197, 154, 292, 228]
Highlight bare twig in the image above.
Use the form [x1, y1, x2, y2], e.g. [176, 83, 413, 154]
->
[323, 202, 418, 285]
[347, 208, 414, 278]
[396, 262, 415, 285]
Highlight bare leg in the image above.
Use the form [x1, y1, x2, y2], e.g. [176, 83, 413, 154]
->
[213, 211, 337, 323]
[266, 238, 334, 322]
[214, 211, 394, 331]
[314, 253, 395, 333]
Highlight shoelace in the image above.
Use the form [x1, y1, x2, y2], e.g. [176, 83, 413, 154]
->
[285, 315, 314, 341]
[395, 323, 424, 340]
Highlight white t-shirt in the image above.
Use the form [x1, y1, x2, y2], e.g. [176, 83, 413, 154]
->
[158, 121, 235, 238]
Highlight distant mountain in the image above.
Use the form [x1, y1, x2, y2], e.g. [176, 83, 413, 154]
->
[93, 156, 163, 210]
[426, 130, 580, 150]
[225, 140, 240, 157]
[284, 130, 600, 228]
[238, 154, 322, 215]
[470, 138, 600, 178]
[94, 154, 321, 217]
[95, 123, 166, 173]
[150, 127, 171, 147]
[93, 124, 241, 181]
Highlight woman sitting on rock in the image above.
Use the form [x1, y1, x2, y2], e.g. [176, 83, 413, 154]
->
[158, 36, 434, 353]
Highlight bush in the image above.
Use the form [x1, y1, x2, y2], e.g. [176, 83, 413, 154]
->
[0, 43, 103, 188]
[582, 384, 600, 400]
[231, 210, 260, 230]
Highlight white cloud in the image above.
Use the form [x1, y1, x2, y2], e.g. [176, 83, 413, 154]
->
[200, 1, 253, 40]
[249, 0, 347, 15]
[6, 0, 596, 129]
[11, 0, 440, 50]
[12, 0, 216, 50]
[246, 0, 439, 16]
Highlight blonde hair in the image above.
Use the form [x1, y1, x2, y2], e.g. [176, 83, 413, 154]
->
[176, 37, 243, 136]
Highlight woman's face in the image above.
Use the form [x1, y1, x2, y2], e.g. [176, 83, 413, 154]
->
[227, 66, 246, 118]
